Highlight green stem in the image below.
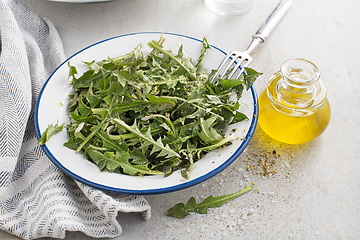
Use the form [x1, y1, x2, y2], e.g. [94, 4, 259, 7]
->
[179, 134, 236, 155]
[106, 128, 162, 141]
[88, 144, 108, 151]
[75, 121, 103, 153]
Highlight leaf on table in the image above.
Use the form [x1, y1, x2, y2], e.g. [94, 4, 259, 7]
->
[166, 186, 253, 218]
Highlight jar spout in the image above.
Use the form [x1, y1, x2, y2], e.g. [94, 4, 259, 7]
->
[276, 58, 323, 108]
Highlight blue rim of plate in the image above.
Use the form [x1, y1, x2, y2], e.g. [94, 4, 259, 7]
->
[35, 32, 258, 195]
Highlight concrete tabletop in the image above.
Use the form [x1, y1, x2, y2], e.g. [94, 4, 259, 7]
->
[2, 0, 360, 239]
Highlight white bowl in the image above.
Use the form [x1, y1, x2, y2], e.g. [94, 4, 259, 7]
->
[35, 32, 258, 195]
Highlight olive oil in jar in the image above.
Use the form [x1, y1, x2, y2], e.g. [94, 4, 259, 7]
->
[258, 58, 330, 144]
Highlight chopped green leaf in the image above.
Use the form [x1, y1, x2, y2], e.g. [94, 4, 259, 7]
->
[198, 116, 223, 144]
[195, 37, 210, 71]
[232, 111, 248, 124]
[68, 62, 77, 79]
[38, 123, 65, 145]
[244, 67, 263, 90]
[219, 78, 244, 90]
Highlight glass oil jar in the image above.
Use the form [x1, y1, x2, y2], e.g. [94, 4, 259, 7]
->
[258, 58, 331, 144]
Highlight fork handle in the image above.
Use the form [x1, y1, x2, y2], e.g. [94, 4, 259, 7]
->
[246, 0, 293, 54]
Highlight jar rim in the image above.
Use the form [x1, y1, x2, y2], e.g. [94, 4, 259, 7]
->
[280, 58, 320, 84]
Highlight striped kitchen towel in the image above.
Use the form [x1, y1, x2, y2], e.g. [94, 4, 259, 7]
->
[0, 0, 151, 239]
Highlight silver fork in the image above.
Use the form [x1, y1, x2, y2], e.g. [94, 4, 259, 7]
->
[211, 0, 293, 81]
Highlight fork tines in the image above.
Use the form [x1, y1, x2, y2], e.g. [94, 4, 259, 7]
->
[211, 51, 253, 82]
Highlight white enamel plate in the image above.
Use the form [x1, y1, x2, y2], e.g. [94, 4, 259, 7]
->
[35, 32, 258, 195]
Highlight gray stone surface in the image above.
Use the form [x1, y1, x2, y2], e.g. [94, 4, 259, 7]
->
[3, 0, 360, 239]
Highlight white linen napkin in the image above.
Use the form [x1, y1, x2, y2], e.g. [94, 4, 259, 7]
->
[0, 0, 151, 239]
